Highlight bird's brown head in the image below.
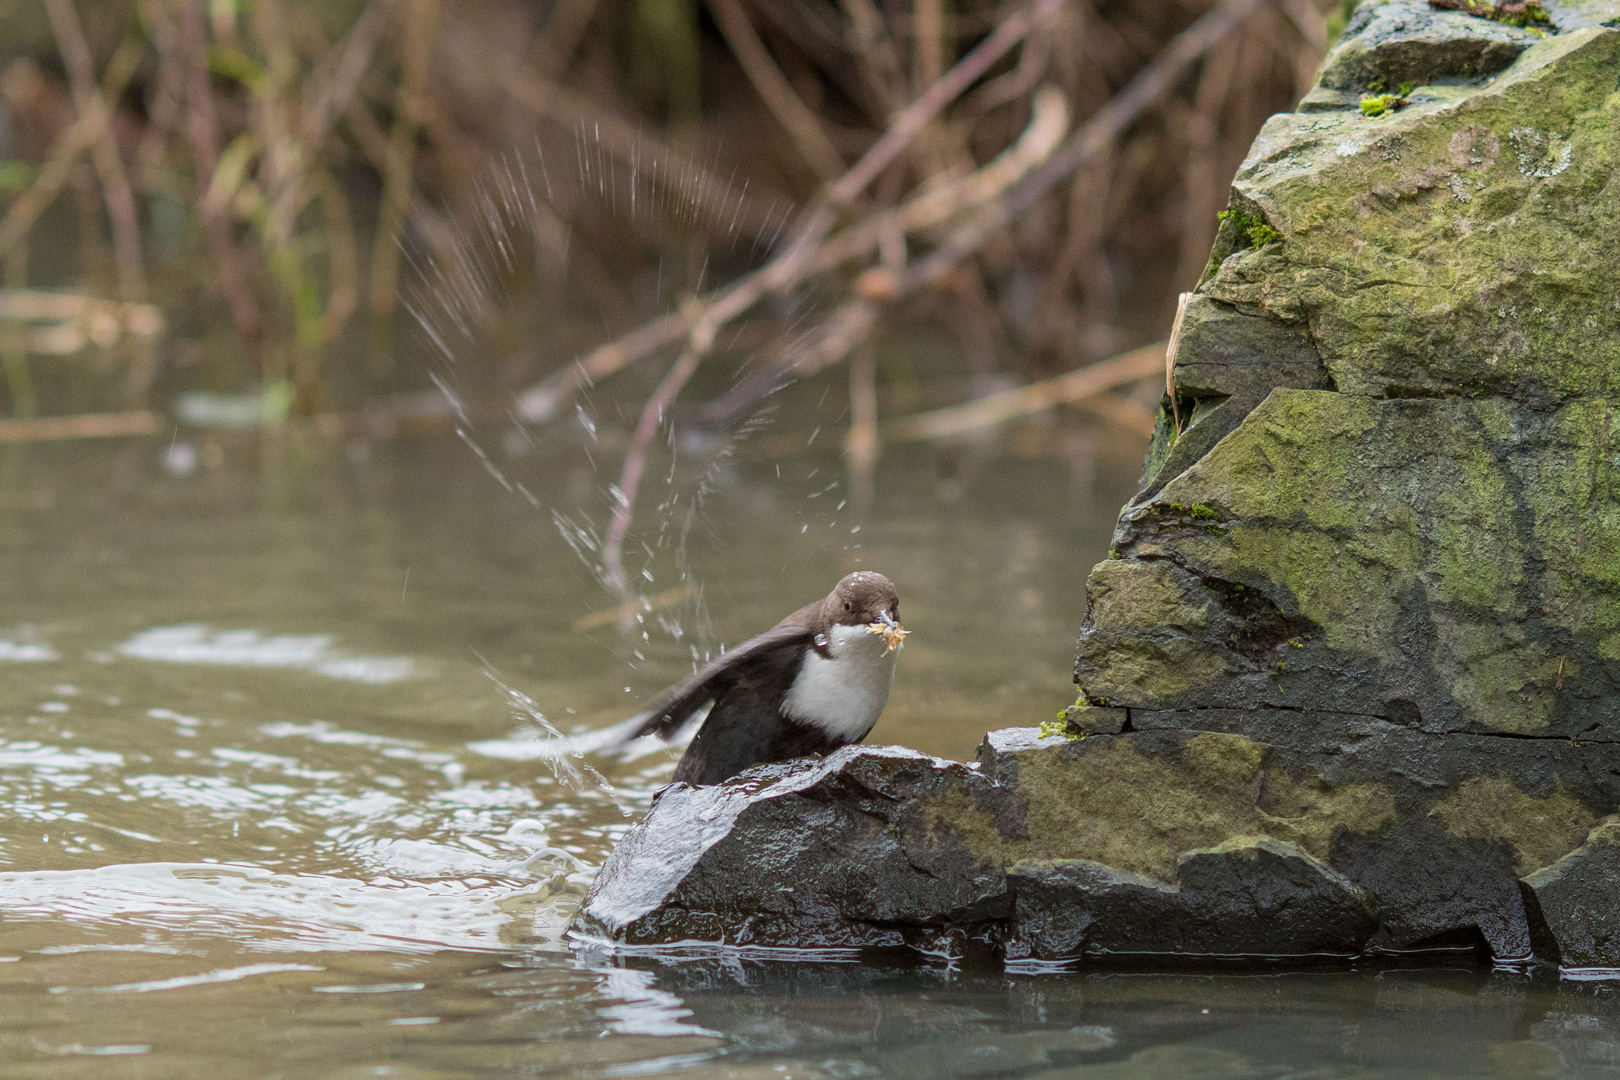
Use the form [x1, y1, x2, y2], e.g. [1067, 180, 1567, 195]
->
[827, 571, 900, 629]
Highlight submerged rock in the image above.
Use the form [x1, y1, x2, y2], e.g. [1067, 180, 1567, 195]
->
[576, 13, 1620, 970]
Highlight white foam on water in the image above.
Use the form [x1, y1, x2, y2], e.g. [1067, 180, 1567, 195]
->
[114, 625, 417, 684]
[0, 861, 576, 954]
[0, 640, 59, 662]
[50, 962, 325, 995]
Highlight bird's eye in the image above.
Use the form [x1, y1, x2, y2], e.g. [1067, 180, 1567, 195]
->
[843, 601, 852, 612]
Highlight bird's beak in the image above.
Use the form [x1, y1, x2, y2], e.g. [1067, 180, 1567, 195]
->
[867, 610, 909, 653]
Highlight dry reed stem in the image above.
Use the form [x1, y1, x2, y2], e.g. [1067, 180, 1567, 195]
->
[713, 0, 1262, 415]
[882, 341, 1165, 441]
[1075, 390, 1159, 435]
[845, 342, 879, 505]
[513, 0, 1059, 423]
[534, 0, 602, 78]
[0, 42, 141, 265]
[2, 249, 31, 417]
[369, 0, 437, 324]
[314, 168, 360, 345]
[913, 0, 947, 93]
[0, 409, 160, 442]
[839, 0, 911, 113]
[601, 346, 705, 596]
[175, 0, 261, 338]
[707, 0, 846, 182]
[301, 0, 397, 152]
[501, 73, 790, 244]
[808, 85, 1067, 272]
[573, 583, 701, 631]
[45, 0, 147, 305]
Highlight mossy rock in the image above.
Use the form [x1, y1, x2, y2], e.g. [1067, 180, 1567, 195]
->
[578, 11, 1620, 973]
[1083, 28, 1620, 739]
[1317, 0, 1545, 94]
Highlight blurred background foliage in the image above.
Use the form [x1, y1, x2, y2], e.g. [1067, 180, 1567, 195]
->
[0, 0, 1336, 438]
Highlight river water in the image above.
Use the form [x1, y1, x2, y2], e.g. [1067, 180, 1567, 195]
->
[2, 425, 1619, 1077]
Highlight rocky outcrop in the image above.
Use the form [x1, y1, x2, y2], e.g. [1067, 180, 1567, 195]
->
[575, 7, 1620, 970]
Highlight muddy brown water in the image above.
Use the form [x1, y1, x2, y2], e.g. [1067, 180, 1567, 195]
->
[2, 429, 1618, 1078]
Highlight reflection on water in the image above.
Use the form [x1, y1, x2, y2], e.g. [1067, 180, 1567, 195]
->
[3, 432, 1619, 1076]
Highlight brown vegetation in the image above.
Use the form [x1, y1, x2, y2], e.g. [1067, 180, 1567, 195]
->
[0, 0, 1330, 474]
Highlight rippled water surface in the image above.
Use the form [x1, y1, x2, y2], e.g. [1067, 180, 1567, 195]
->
[3, 431, 1619, 1077]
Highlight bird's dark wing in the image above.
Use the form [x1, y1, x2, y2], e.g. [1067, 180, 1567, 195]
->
[632, 623, 815, 739]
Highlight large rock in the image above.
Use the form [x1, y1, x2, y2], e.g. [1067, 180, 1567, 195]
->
[575, 12, 1620, 969]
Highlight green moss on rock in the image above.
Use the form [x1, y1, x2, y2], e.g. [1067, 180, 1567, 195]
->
[1433, 775, 1597, 872]
[933, 734, 1394, 882]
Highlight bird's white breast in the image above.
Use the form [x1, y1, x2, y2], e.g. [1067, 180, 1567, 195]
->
[781, 623, 898, 740]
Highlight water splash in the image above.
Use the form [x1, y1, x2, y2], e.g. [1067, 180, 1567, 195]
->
[471, 666, 635, 817]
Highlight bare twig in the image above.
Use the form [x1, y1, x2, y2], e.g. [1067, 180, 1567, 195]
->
[882, 342, 1164, 441]
[1076, 390, 1159, 436]
[301, 0, 397, 151]
[534, 0, 602, 78]
[781, 0, 1064, 269]
[707, 0, 845, 182]
[573, 583, 700, 631]
[45, 0, 146, 304]
[808, 85, 1068, 272]
[913, 0, 947, 93]
[368, 0, 438, 327]
[2, 249, 31, 418]
[0, 409, 160, 442]
[500, 72, 791, 244]
[601, 346, 704, 596]
[513, 0, 1062, 422]
[838, 0, 910, 114]
[313, 168, 359, 344]
[845, 342, 879, 504]
[714, 0, 1263, 414]
[175, 0, 261, 338]
[0, 42, 141, 264]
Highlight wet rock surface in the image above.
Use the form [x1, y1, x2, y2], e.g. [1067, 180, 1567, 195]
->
[1522, 817, 1620, 968]
[1317, 0, 1543, 93]
[1005, 839, 1376, 962]
[577, 12, 1620, 971]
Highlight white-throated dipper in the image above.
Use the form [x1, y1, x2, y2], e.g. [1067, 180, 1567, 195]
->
[631, 571, 907, 785]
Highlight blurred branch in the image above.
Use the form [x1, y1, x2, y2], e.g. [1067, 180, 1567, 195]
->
[313, 168, 359, 344]
[368, 0, 437, 328]
[44, 0, 146, 303]
[0, 409, 160, 442]
[602, 345, 703, 596]
[838, 0, 910, 114]
[809, 85, 1068, 272]
[0, 41, 141, 265]
[514, 0, 1062, 423]
[707, 0, 846, 182]
[913, 0, 946, 93]
[500, 71, 792, 244]
[534, 0, 602, 78]
[710, 0, 1264, 416]
[175, 0, 261, 337]
[301, 0, 397, 151]
[882, 341, 1164, 441]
